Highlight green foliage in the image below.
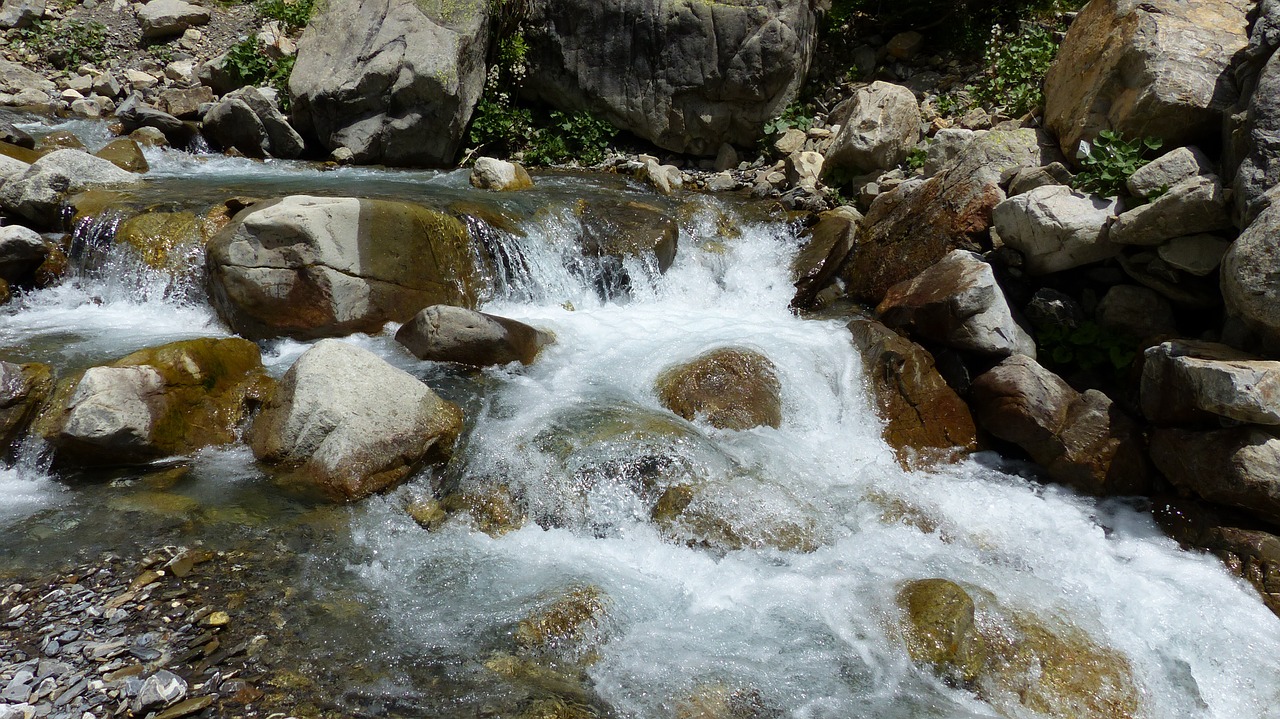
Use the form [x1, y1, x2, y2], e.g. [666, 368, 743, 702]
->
[256, 0, 316, 31]
[10, 18, 107, 69]
[763, 103, 813, 137]
[1072, 130, 1163, 197]
[822, 0, 1079, 45]
[972, 23, 1058, 117]
[906, 145, 928, 171]
[1036, 320, 1137, 378]
[223, 38, 297, 111]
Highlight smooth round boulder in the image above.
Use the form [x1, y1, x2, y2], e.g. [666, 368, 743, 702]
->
[656, 348, 782, 431]
[248, 339, 463, 502]
[469, 157, 533, 191]
[395, 305, 552, 367]
[93, 138, 149, 173]
[897, 579, 987, 685]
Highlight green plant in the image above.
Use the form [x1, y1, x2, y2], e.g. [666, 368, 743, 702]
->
[1072, 130, 1163, 197]
[222, 38, 297, 111]
[1035, 320, 1137, 379]
[972, 23, 1058, 117]
[763, 102, 813, 137]
[11, 18, 108, 69]
[906, 145, 928, 171]
[256, 0, 316, 31]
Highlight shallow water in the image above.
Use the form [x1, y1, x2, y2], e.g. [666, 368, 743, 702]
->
[2, 117, 1279, 718]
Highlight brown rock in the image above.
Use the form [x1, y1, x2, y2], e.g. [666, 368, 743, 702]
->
[93, 138, 149, 173]
[790, 206, 859, 310]
[897, 578, 987, 685]
[656, 348, 782, 431]
[0, 360, 53, 455]
[1150, 427, 1280, 527]
[847, 318, 976, 466]
[395, 304, 553, 367]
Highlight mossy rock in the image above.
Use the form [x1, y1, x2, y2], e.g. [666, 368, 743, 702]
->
[117, 210, 203, 269]
[0, 139, 41, 164]
[440, 485, 525, 536]
[656, 348, 783, 430]
[33, 244, 68, 288]
[0, 361, 53, 454]
[650, 482, 820, 553]
[449, 200, 528, 236]
[518, 698, 597, 719]
[69, 189, 130, 224]
[897, 578, 988, 685]
[516, 586, 608, 654]
[94, 138, 149, 173]
[107, 490, 200, 516]
[484, 653, 595, 702]
[35, 130, 84, 153]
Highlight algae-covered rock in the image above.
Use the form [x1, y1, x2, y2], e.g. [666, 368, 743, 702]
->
[574, 198, 679, 274]
[117, 210, 203, 270]
[439, 485, 525, 536]
[35, 338, 273, 467]
[0, 360, 53, 455]
[656, 348, 782, 431]
[897, 578, 988, 685]
[94, 138, 149, 174]
[516, 585, 608, 655]
[675, 685, 777, 719]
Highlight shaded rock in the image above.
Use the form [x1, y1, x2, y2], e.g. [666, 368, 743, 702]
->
[93, 138, 148, 173]
[35, 338, 273, 466]
[574, 198, 679, 275]
[1156, 234, 1229, 276]
[0, 149, 138, 227]
[0, 360, 52, 454]
[1025, 287, 1085, 330]
[248, 339, 463, 502]
[395, 305, 553, 367]
[0, 119, 33, 149]
[1221, 200, 1280, 350]
[204, 87, 305, 159]
[1126, 145, 1214, 199]
[522, 0, 817, 155]
[1043, 0, 1251, 155]
[1117, 251, 1221, 309]
[1233, 20, 1280, 226]
[897, 578, 987, 685]
[1108, 175, 1232, 246]
[136, 0, 210, 39]
[289, 0, 490, 166]
[0, 0, 43, 29]
[823, 81, 920, 174]
[0, 60, 53, 96]
[1096, 285, 1176, 339]
[470, 157, 533, 191]
[1141, 340, 1280, 425]
[790, 206, 859, 309]
[656, 348, 782, 431]
[115, 94, 188, 145]
[847, 318, 977, 466]
[0, 224, 47, 283]
[1007, 162, 1074, 196]
[876, 250, 1036, 359]
[992, 185, 1121, 275]
[206, 195, 482, 340]
[971, 355, 1149, 495]
[1151, 427, 1280, 526]
[842, 129, 1059, 303]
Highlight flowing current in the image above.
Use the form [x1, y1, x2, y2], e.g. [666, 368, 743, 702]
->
[2, 130, 1280, 718]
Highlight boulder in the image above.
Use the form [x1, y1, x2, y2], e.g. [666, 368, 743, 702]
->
[1095, 284, 1176, 339]
[1156, 234, 1229, 276]
[0, 60, 53, 97]
[1043, 0, 1251, 155]
[637, 159, 683, 195]
[0, 149, 139, 227]
[785, 151, 823, 190]
[921, 128, 974, 177]
[115, 95, 189, 146]
[203, 87, 305, 159]
[1221, 200, 1280, 350]
[136, 0, 210, 38]
[876, 250, 1036, 359]
[289, 0, 490, 166]
[847, 318, 977, 466]
[897, 579, 987, 685]
[841, 128, 1059, 303]
[991, 185, 1121, 275]
[522, 0, 817, 156]
[469, 157, 533, 191]
[1151, 427, 1280, 526]
[1007, 162, 1074, 196]
[971, 355, 1149, 495]
[823, 81, 921, 175]
[1230, 0, 1280, 226]
[0, 153, 28, 187]
[35, 338, 273, 467]
[656, 348, 782, 431]
[231, 86, 305, 158]
[1126, 146, 1214, 199]
[248, 339, 463, 502]
[574, 198, 679, 276]
[790, 206, 859, 309]
[395, 305, 552, 366]
[1108, 175, 1233, 246]
[159, 85, 214, 119]
[117, 210, 203, 269]
[0, 0, 44, 29]
[35, 130, 84, 153]
[93, 138, 148, 174]
[1141, 340, 1280, 425]
[0, 224, 48, 283]
[1117, 250, 1221, 309]
[0, 361, 52, 454]
[206, 195, 483, 339]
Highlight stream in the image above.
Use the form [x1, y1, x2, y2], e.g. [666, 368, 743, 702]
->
[2, 114, 1280, 719]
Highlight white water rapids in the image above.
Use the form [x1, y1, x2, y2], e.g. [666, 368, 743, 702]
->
[1, 132, 1279, 717]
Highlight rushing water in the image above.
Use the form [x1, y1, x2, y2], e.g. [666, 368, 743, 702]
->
[3, 121, 1280, 718]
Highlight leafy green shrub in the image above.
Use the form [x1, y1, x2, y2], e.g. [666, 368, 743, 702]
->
[256, 0, 315, 31]
[972, 23, 1058, 117]
[11, 18, 107, 69]
[1035, 320, 1137, 378]
[1072, 130, 1163, 197]
[763, 102, 814, 137]
[223, 38, 297, 111]
[906, 145, 928, 171]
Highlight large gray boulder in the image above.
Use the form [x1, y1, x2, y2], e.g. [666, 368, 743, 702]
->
[971, 355, 1149, 496]
[136, 0, 210, 39]
[1222, 199, 1280, 351]
[248, 339, 463, 502]
[203, 87, 304, 159]
[1230, 0, 1280, 226]
[823, 81, 920, 175]
[289, 0, 489, 166]
[876, 250, 1037, 359]
[206, 195, 484, 339]
[0, 149, 138, 227]
[0, 224, 47, 283]
[1142, 340, 1280, 425]
[1151, 427, 1280, 526]
[1126, 146, 1215, 199]
[522, 0, 819, 155]
[395, 305, 552, 367]
[1109, 175, 1233, 246]
[1043, 0, 1251, 156]
[991, 185, 1120, 275]
[0, 0, 44, 29]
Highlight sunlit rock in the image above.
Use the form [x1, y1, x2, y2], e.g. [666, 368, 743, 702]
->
[93, 138, 149, 174]
[656, 348, 782, 431]
[897, 578, 988, 685]
[470, 157, 534, 191]
[396, 305, 553, 367]
[0, 360, 52, 456]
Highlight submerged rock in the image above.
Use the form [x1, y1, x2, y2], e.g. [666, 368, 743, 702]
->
[35, 338, 273, 467]
[0, 360, 52, 455]
[117, 210, 204, 270]
[656, 348, 782, 431]
[396, 305, 553, 367]
[898, 578, 988, 684]
[206, 195, 482, 340]
[93, 138, 149, 174]
[516, 585, 608, 657]
[248, 339, 462, 502]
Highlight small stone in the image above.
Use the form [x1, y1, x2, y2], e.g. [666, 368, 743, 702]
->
[1157, 234, 1229, 277]
[202, 611, 228, 627]
[151, 696, 212, 719]
[132, 670, 186, 712]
